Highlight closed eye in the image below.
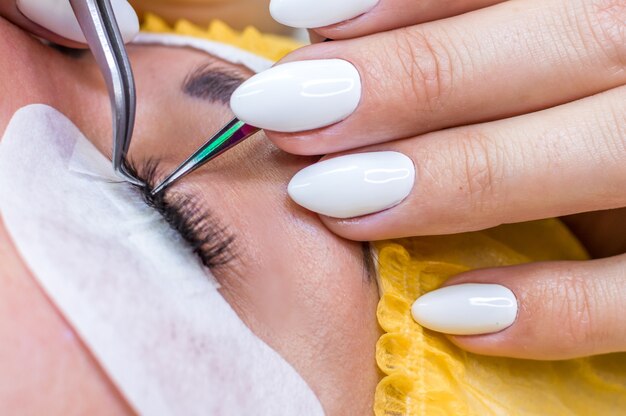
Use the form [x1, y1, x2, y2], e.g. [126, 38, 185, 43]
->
[119, 63, 247, 269]
[124, 158, 236, 270]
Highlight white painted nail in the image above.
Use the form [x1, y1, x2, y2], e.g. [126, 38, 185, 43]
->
[17, 0, 139, 44]
[270, 0, 379, 28]
[231, 59, 361, 133]
[288, 151, 415, 219]
[412, 284, 518, 336]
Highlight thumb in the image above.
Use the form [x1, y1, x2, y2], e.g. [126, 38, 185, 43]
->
[411, 255, 626, 360]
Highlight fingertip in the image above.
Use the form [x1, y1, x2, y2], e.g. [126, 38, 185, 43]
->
[264, 131, 322, 156]
[231, 59, 361, 133]
[286, 151, 415, 224]
[269, 0, 378, 29]
[318, 216, 374, 242]
[413, 258, 626, 360]
[265, 127, 359, 156]
[317, 201, 417, 242]
[411, 283, 518, 336]
[114, 0, 140, 43]
[307, 29, 327, 44]
[444, 332, 521, 358]
[408, 278, 534, 359]
[16, 0, 138, 45]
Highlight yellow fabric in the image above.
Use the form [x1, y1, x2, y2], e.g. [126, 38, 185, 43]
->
[141, 13, 302, 61]
[374, 219, 626, 415]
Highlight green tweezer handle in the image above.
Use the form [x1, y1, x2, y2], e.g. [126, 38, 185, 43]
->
[151, 118, 260, 195]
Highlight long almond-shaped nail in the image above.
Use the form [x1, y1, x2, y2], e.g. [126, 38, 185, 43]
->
[17, 0, 139, 43]
[270, 0, 379, 28]
[288, 151, 415, 219]
[230, 59, 361, 133]
[412, 284, 518, 336]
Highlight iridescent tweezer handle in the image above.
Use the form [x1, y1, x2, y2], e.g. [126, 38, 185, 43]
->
[151, 118, 260, 195]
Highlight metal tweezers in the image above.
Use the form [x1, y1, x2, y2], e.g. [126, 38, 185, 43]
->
[70, 0, 260, 193]
[70, 0, 143, 186]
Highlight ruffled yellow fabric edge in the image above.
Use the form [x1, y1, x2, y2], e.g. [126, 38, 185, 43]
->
[371, 220, 626, 416]
[141, 13, 302, 62]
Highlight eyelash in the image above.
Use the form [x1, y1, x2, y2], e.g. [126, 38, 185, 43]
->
[125, 159, 236, 270]
[50, 43, 89, 59]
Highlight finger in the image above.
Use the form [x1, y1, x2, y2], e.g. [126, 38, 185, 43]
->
[288, 85, 626, 240]
[307, 29, 327, 44]
[0, 2, 83, 48]
[231, 0, 626, 155]
[272, 0, 505, 39]
[411, 254, 626, 360]
[0, 0, 138, 47]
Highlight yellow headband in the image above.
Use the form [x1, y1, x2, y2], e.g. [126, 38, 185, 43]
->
[141, 13, 302, 62]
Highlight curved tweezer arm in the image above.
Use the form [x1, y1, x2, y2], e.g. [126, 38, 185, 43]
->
[69, 0, 143, 186]
[151, 119, 260, 195]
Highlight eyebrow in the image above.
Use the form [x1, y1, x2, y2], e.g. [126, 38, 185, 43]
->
[182, 63, 247, 105]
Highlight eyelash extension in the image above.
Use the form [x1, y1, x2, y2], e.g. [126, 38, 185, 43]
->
[124, 159, 236, 269]
[182, 62, 245, 104]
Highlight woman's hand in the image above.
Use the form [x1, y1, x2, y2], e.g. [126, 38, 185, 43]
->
[230, 0, 626, 360]
[0, 0, 138, 47]
[232, 0, 626, 237]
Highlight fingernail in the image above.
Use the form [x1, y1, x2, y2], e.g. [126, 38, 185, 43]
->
[288, 151, 415, 219]
[230, 59, 361, 133]
[270, 0, 379, 28]
[412, 284, 518, 336]
[17, 0, 139, 43]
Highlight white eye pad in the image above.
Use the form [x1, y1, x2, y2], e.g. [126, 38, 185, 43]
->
[0, 41, 322, 416]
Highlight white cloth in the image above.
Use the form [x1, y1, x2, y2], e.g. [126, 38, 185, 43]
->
[133, 32, 274, 73]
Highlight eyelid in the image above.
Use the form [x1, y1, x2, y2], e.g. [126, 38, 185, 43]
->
[124, 158, 237, 269]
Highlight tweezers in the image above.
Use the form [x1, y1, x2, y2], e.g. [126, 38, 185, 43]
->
[70, 0, 143, 186]
[70, 0, 259, 193]
[150, 119, 260, 195]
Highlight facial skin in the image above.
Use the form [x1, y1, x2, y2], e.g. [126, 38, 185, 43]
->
[0, 18, 380, 415]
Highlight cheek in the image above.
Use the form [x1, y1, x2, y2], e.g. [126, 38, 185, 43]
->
[233, 196, 382, 414]
[218, 175, 380, 356]
[196, 154, 382, 412]
[203, 138, 379, 342]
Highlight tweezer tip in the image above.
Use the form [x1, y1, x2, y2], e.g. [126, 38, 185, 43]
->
[150, 181, 168, 196]
[151, 167, 184, 195]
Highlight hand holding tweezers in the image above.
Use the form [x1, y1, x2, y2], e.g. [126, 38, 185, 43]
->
[69, 0, 143, 185]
